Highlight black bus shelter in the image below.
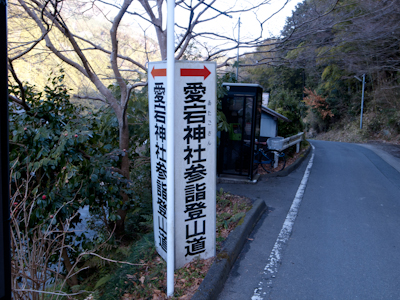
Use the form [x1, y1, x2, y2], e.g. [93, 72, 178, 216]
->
[217, 83, 263, 181]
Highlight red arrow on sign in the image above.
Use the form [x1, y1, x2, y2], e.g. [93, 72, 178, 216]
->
[151, 66, 166, 79]
[180, 66, 211, 80]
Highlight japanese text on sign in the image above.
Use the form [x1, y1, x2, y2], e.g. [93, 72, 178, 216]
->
[182, 82, 209, 257]
[154, 82, 168, 254]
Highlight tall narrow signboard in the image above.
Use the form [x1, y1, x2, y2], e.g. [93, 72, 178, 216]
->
[148, 60, 216, 269]
[149, 61, 169, 261]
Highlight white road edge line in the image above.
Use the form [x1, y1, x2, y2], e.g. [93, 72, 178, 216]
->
[251, 144, 315, 300]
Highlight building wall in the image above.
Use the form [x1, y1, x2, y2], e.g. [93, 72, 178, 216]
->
[260, 113, 277, 138]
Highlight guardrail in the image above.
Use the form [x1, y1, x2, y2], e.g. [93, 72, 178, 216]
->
[282, 132, 304, 152]
[271, 132, 304, 168]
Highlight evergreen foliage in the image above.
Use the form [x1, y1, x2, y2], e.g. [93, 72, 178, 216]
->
[243, 0, 400, 137]
[9, 71, 153, 291]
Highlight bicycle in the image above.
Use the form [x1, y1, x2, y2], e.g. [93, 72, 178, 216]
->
[253, 144, 286, 173]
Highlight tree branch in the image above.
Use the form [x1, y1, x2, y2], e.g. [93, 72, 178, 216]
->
[8, 60, 30, 111]
[72, 34, 147, 72]
[110, 0, 133, 112]
[9, 31, 49, 61]
[74, 95, 107, 103]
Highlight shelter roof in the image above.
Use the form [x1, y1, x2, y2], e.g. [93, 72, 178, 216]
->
[262, 106, 291, 122]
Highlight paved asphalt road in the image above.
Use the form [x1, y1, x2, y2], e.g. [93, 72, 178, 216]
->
[217, 140, 400, 300]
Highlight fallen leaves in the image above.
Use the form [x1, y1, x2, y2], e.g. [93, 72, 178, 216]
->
[152, 289, 167, 300]
[112, 192, 252, 299]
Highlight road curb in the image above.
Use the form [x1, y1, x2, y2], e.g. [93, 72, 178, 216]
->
[192, 199, 267, 300]
[263, 144, 311, 178]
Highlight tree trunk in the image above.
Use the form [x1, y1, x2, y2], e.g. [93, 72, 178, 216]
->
[115, 115, 130, 237]
[59, 240, 79, 287]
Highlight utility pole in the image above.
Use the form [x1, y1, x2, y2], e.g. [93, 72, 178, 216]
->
[236, 17, 241, 81]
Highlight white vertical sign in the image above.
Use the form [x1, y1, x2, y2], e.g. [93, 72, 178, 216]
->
[174, 60, 216, 268]
[148, 62, 168, 261]
[148, 60, 216, 269]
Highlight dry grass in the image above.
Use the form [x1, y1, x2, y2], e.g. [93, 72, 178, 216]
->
[313, 113, 400, 145]
[115, 191, 253, 300]
[118, 256, 215, 300]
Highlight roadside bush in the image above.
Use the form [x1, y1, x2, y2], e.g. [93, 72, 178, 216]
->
[9, 71, 150, 296]
[268, 88, 305, 137]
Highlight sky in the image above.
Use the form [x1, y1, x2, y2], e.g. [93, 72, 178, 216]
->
[204, 0, 303, 37]
[119, 0, 304, 55]
[70, 0, 304, 59]
[202, 0, 304, 56]
[172, 0, 305, 57]
[237, 0, 303, 39]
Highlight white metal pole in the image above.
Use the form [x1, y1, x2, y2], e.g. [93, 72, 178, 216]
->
[236, 17, 240, 80]
[166, 0, 175, 297]
[360, 74, 365, 129]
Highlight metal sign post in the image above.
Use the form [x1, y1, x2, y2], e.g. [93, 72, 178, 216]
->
[166, 0, 175, 296]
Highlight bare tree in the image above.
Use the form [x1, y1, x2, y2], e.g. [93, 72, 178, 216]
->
[255, 0, 400, 75]
[8, 0, 293, 233]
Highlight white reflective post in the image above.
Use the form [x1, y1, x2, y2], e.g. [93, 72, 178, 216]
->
[360, 74, 365, 129]
[354, 74, 366, 129]
[166, 0, 175, 297]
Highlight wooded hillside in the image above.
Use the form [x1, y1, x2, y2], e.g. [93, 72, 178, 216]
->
[241, 0, 400, 142]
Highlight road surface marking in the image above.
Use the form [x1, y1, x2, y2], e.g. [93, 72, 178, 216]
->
[252, 144, 315, 300]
